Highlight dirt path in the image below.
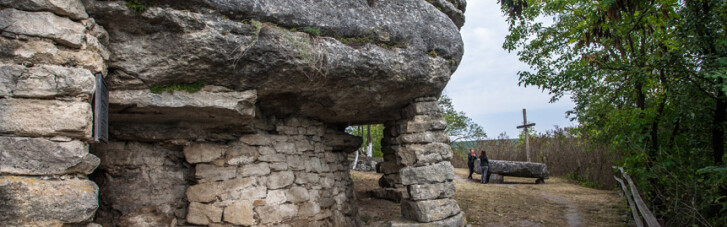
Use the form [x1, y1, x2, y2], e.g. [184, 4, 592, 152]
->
[541, 192, 583, 227]
[352, 168, 631, 227]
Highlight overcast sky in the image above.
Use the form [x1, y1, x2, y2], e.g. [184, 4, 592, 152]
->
[442, 0, 577, 138]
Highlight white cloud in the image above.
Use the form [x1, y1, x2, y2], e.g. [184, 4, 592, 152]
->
[443, 0, 576, 135]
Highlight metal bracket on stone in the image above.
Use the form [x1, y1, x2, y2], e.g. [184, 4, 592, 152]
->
[93, 73, 109, 143]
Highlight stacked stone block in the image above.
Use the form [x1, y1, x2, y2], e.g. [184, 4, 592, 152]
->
[378, 97, 466, 226]
[0, 0, 110, 225]
[182, 117, 360, 226]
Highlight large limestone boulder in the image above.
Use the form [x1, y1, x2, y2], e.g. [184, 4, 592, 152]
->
[475, 159, 550, 179]
[83, 0, 464, 124]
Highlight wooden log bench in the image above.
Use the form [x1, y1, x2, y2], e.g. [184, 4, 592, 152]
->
[474, 159, 550, 184]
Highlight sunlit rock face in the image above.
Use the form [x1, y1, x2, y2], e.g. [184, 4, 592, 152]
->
[0, 0, 467, 226]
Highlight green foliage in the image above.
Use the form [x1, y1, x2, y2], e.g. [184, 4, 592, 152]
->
[427, 50, 438, 58]
[301, 27, 321, 36]
[564, 172, 596, 188]
[499, 0, 727, 224]
[333, 34, 408, 49]
[346, 124, 385, 158]
[249, 19, 262, 30]
[439, 94, 486, 143]
[125, 0, 147, 13]
[149, 82, 205, 94]
[360, 215, 372, 224]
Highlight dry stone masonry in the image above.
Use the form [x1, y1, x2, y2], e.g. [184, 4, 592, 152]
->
[1, 0, 468, 226]
[0, 0, 109, 225]
[376, 98, 466, 226]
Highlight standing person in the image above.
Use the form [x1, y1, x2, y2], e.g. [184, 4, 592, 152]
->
[467, 148, 477, 179]
[479, 150, 489, 184]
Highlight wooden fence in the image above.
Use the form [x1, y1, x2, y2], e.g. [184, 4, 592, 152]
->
[613, 166, 661, 227]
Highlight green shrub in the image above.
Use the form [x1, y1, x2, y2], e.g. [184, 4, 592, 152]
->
[125, 0, 147, 13]
[427, 50, 438, 58]
[149, 82, 205, 94]
[301, 27, 322, 36]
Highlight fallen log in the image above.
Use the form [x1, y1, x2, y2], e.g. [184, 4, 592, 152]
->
[474, 159, 550, 183]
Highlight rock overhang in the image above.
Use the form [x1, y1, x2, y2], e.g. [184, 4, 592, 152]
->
[85, 0, 464, 124]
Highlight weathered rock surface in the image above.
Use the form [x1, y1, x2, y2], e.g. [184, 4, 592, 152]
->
[401, 198, 461, 223]
[187, 202, 223, 225]
[0, 8, 86, 48]
[408, 181, 456, 201]
[83, 0, 464, 124]
[91, 142, 191, 226]
[0, 0, 89, 20]
[0, 38, 107, 73]
[400, 162, 455, 185]
[0, 137, 98, 175]
[0, 176, 98, 226]
[475, 159, 550, 179]
[390, 212, 467, 227]
[109, 88, 256, 125]
[0, 99, 92, 139]
[0, 64, 95, 98]
[223, 200, 255, 226]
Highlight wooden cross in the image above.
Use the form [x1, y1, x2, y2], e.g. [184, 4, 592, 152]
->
[516, 108, 536, 162]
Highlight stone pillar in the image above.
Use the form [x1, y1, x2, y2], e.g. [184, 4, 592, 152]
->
[0, 1, 109, 225]
[382, 97, 467, 226]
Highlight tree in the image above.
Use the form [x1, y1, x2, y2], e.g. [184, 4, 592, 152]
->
[438, 94, 487, 142]
[346, 124, 384, 158]
[498, 0, 726, 224]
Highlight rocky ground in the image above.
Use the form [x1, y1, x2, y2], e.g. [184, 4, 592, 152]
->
[351, 168, 631, 227]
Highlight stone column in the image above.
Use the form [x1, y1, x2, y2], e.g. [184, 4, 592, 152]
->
[383, 97, 467, 226]
[0, 1, 109, 225]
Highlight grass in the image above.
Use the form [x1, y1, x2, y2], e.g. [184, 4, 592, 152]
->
[149, 82, 205, 94]
[125, 0, 147, 13]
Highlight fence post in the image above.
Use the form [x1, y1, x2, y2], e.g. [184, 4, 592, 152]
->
[613, 166, 660, 227]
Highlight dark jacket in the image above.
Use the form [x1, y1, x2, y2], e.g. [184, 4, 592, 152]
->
[479, 156, 489, 167]
[467, 152, 476, 167]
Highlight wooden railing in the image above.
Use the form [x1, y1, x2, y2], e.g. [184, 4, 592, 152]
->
[613, 166, 660, 227]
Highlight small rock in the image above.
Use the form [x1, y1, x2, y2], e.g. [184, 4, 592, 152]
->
[238, 162, 270, 177]
[285, 186, 309, 203]
[255, 204, 297, 224]
[186, 202, 222, 225]
[267, 171, 295, 189]
[223, 201, 254, 226]
[183, 143, 226, 164]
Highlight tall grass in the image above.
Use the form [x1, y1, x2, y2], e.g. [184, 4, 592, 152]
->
[452, 127, 619, 190]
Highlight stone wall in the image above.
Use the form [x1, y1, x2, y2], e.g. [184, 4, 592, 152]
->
[92, 116, 361, 226]
[375, 98, 466, 226]
[0, 1, 109, 225]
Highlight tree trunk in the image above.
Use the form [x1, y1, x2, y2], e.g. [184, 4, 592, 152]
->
[366, 125, 373, 157]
